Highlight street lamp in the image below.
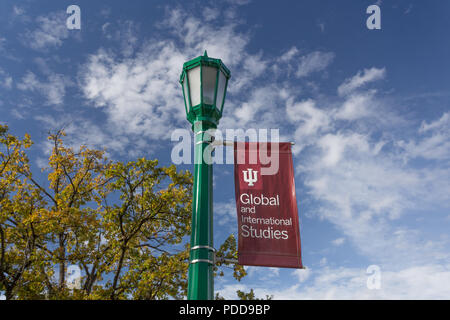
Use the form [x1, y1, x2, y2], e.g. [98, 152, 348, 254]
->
[180, 51, 230, 300]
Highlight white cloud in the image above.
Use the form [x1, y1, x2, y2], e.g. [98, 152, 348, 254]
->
[225, 0, 252, 6]
[34, 114, 134, 158]
[284, 75, 450, 269]
[295, 51, 335, 78]
[317, 21, 326, 33]
[338, 67, 386, 96]
[202, 7, 220, 22]
[10, 5, 31, 24]
[332, 237, 346, 246]
[398, 112, 450, 161]
[80, 43, 187, 140]
[287, 98, 317, 123]
[216, 283, 250, 299]
[335, 91, 375, 121]
[215, 200, 237, 227]
[249, 264, 450, 299]
[24, 12, 69, 50]
[0, 37, 6, 51]
[80, 7, 278, 141]
[78, 7, 339, 150]
[217, 263, 450, 299]
[278, 46, 300, 63]
[316, 133, 369, 167]
[285, 79, 450, 272]
[0, 68, 13, 89]
[293, 268, 312, 283]
[13, 6, 26, 16]
[399, 134, 450, 161]
[286, 98, 330, 150]
[17, 71, 66, 106]
[232, 85, 285, 127]
[102, 20, 139, 57]
[301, 122, 450, 267]
[419, 112, 450, 133]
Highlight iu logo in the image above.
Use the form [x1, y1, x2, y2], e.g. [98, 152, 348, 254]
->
[243, 168, 258, 187]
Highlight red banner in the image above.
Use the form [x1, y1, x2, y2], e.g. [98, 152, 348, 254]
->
[234, 142, 302, 268]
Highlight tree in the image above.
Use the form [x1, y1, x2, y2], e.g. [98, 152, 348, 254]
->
[0, 126, 246, 299]
[0, 125, 48, 299]
[236, 289, 273, 300]
[94, 157, 193, 299]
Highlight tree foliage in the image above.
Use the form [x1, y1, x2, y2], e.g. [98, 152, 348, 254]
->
[0, 125, 246, 300]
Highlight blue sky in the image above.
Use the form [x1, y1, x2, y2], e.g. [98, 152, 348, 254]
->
[1, 0, 450, 299]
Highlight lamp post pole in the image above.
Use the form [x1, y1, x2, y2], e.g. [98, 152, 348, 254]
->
[180, 51, 230, 300]
[188, 121, 215, 300]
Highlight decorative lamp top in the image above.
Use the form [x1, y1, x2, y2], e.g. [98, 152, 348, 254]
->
[180, 51, 231, 83]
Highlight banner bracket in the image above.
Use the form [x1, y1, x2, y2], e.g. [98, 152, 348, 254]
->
[215, 257, 239, 265]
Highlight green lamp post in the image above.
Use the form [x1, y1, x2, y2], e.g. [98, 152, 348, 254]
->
[180, 51, 230, 300]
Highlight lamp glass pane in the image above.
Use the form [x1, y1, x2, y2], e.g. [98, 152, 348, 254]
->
[215, 70, 226, 111]
[187, 66, 201, 106]
[202, 66, 217, 105]
[182, 75, 190, 112]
